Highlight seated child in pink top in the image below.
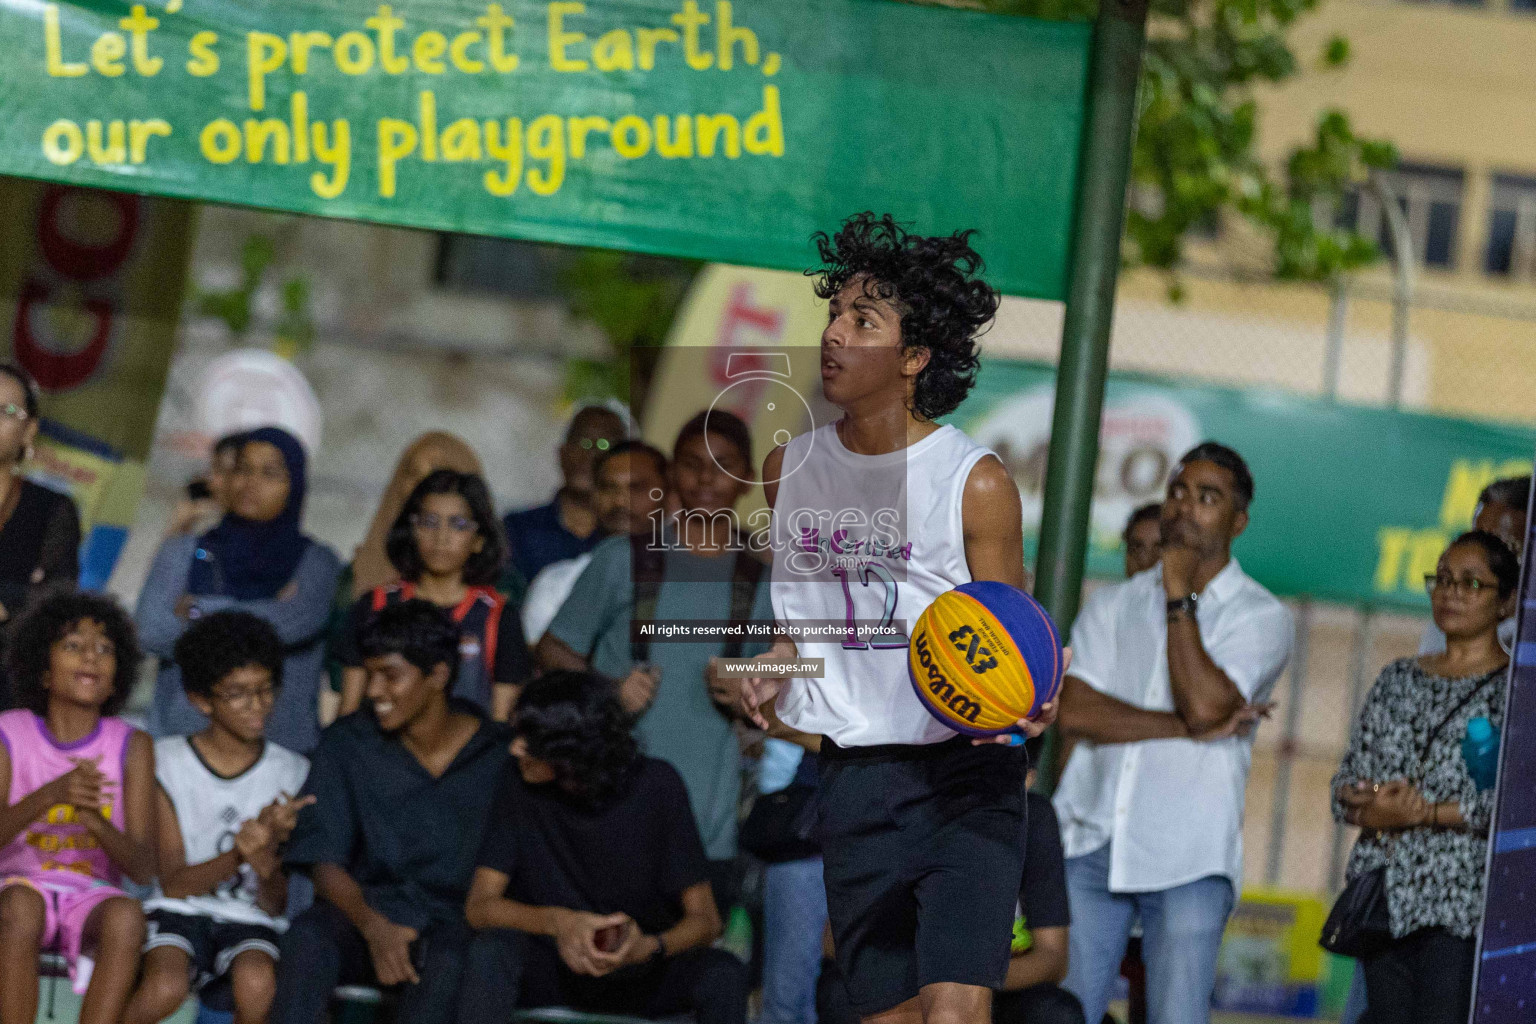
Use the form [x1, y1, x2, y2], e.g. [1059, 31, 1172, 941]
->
[0, 593, 155, 1024]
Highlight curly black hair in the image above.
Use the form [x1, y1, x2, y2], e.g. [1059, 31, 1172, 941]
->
[1448, 530, 1521, 598]
[515, 670, 641, 811]
[174, 610, 284, 699]
[386, 470, 508, 587]
[6, 592, 141, 718]
[358, 599, 461, 690]
[808, 212, 999, 420]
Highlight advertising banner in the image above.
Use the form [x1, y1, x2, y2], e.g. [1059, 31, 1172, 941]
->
[0, 179, 193, 588]
[1213, 890, 1331, 1018]
[650, 265, 1536, 611]
[0, 1, 1090, 301]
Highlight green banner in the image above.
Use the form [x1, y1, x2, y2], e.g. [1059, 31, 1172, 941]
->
[953, 361, 1536, 611]
[0, 1, 1090, 300]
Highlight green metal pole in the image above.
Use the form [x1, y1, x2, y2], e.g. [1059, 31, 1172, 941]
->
[1034, 0, 1149, 791]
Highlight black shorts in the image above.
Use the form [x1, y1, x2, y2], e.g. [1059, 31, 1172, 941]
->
[145, 909, 281, 991]
[816, 736, 1026, 1015]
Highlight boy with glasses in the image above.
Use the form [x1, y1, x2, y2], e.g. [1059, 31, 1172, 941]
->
[127, 611, 312, 1024]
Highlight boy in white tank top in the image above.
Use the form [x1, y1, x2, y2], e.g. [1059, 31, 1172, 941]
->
[742, 213, 1058, 1024]
[125, 612, 311, 1024]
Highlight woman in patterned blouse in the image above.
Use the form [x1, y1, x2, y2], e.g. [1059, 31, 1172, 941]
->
[1332, 529, 1518, 1024]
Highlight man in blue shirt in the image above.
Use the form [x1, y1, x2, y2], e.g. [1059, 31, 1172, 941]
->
[504, 405, 628, 585]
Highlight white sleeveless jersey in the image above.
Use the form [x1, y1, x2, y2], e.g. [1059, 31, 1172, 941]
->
[145, 737, 309, 928]
[770, 422, 994, 746]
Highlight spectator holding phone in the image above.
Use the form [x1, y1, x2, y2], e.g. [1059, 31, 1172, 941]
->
[165, 432, 246, 540]
[139, 427, 341, 754]
[459, 669, 746, 1024]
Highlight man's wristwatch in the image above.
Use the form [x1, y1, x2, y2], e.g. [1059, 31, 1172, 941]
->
[1166, 594, 1198, 619]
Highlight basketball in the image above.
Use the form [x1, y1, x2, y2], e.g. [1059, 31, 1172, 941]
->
[907, 581, 1064, 736]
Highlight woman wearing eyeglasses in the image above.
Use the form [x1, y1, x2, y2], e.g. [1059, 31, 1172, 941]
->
[0, 364, 80, 627]
[335, 469, 532, 722]
[1331, 529, 1517, 1024]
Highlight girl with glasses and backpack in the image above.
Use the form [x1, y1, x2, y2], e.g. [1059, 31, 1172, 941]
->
[336, 470, 532, 722]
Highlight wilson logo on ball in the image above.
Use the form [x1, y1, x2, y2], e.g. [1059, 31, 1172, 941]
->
[914, 633, 983, 725]
[907, 582, 1064, 737]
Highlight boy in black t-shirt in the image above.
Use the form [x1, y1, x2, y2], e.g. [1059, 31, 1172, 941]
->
[458, 670, 748, 1024]
[273, 601, 511, 1024]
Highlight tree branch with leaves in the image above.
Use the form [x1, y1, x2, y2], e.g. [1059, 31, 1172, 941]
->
[908, 0, 1398, 296]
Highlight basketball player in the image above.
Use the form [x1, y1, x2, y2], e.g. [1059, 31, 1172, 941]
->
[741, 213, 1057, 1024]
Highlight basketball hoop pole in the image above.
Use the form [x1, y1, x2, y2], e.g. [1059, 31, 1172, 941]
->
[1032, 0, 1149, 792]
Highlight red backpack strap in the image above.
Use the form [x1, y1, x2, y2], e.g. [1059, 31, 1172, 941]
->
[472, 587, 506, 677]
[371, 582, 414, 612]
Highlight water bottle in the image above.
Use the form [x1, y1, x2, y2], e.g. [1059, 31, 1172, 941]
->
[1462, 716, 1500, 792]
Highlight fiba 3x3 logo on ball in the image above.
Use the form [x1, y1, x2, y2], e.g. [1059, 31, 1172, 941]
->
[908, 581, 1064, 736]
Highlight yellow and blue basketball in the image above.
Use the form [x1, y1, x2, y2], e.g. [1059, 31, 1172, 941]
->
[907, 581, 1064, 736]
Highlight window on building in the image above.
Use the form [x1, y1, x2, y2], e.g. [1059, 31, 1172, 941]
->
[1485, 174, 1536, 279]
[1339, 163, 1466, 270]
[434, 235, 578, 299]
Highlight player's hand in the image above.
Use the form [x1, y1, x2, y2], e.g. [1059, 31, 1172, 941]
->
[551, 908, 629, 976]
[257, 792, 316, 844]
[972, 648, 1071, 746]
[617, 666, 661, 715]
[362, 916, 420, 986]
[1188, 702, 1274, 741]
[738, 646, 796, 729]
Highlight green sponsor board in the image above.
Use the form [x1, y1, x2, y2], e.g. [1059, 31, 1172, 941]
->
[952, 360, 1536, 610]
[0, 1, 1090, 300]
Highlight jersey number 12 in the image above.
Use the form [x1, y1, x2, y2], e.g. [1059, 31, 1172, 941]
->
[831, 563, 910, 651]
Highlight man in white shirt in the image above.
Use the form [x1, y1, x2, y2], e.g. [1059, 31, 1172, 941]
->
[1053, 443, 1293, 1024]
